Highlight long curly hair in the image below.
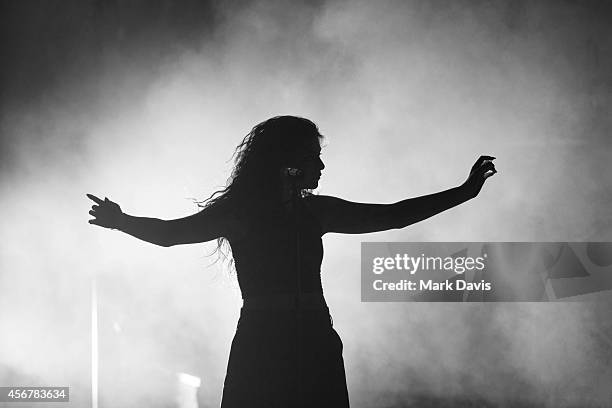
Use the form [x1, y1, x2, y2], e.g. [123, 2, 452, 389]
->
[194, 115, 324, 271]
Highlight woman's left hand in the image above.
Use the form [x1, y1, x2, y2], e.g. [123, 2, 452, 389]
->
[461, 155, 497, 198]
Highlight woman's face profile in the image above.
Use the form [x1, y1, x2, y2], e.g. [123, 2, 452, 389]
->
[293, 136, 325, 189]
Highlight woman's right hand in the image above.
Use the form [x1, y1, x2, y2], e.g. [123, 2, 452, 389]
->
[87, 193, 125, 230]
[461, 155, 497, 199]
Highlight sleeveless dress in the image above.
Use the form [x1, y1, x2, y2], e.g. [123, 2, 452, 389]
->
[220, 196, 350, 408]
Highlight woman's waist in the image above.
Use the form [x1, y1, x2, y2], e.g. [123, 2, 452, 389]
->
[242, 291, 328, 311]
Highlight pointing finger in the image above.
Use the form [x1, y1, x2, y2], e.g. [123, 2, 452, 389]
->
[87, 194, 104, 205]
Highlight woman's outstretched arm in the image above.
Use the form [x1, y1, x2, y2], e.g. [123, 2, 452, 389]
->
[87, 194, 235, 246]
[307, 155, 497, 234]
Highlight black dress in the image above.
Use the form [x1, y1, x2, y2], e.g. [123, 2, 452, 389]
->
[220, 196, 350, 408]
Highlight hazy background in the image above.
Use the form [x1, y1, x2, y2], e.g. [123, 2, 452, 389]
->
[1, 0, 611, 407]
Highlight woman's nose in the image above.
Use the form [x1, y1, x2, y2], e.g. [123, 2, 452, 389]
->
[318, 157, 325, 170]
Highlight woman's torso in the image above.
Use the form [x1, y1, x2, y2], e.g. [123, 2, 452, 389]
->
[228, 196, 324, 299]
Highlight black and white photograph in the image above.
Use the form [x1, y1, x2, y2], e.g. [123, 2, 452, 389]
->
[1, 1, 611, 407]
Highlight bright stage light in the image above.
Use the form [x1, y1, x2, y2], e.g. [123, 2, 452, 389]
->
[177, 372, 201, 388]
[175, 372, 201, 408]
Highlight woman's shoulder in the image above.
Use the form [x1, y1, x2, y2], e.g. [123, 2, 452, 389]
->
[302, 194, 341, 212]
[200, 200, 249, 241]
[302, 194, 367, 235]
[301, 194, 340, 234]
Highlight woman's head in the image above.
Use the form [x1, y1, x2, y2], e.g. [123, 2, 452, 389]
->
[228, 115, 325, 200]
[197, 114, 325, 213]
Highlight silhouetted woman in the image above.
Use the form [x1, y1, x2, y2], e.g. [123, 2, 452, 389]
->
[87, 115, 496, 407]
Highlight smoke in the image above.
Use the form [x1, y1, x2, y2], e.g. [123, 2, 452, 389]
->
[1, 0, 611, 406]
